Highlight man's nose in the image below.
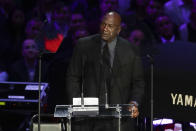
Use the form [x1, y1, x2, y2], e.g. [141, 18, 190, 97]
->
[103, 25, 109, 32]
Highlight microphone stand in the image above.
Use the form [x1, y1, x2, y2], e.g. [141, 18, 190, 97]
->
[104, 80, 109, 109]
[38, 52, 43, 131]
[38, 51, 55, 131]
[81, 56, 86, 108]
[36, 18, 62, 131]
[36, 21, 47, 131]
[104, 63, 112, 109]
[146, 54, 154, 131]
[100, 48, 110, 109]
[35, 19, 49, 131]
[81, 84, 84, 108]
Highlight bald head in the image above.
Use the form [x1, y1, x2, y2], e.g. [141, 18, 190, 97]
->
[100, 11, 121, 42]
[103, 11, 121, 26]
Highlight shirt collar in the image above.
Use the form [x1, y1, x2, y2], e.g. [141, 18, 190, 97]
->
[161, 35, 175, 44]
[101, 37, 117, 49]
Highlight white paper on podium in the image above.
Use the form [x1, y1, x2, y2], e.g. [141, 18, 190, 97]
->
[72, 97, 99, 116]
[73, 97, 99, 105]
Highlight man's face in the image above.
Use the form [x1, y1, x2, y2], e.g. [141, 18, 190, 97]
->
[128, 29, 144, 46]
[70, 14, 86, 31]
[100, 14, 121, 43]
[156, 16, 174, 37]
[53, 6, 70, 23]
[73, 28, 89, 45]
[11, 9, 25, 27]
[146, 1, 162, 19]
[25, 20, 42, 38]
[22, 40, 39, 59]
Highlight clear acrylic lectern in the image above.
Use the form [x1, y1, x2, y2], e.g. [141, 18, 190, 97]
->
[54, 104, 133, 131]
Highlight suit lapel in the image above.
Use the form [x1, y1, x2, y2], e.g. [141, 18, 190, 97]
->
[110, 37, 124, 103]
[112, 37, 123, 75]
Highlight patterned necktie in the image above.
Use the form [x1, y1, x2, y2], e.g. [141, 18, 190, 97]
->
[99, 44, 111, 104]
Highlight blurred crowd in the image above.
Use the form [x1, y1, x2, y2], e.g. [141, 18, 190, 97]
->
[0, 0, 196, 130]
[0, 0, 196, 82]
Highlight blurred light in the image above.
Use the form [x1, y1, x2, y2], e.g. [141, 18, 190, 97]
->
[190, 122, 196, 130]
[153, 119, 173, 125]
[0, 102, 6, 106]
[174, 123, 182, 131]
[25, 84, 44, 90]
[164, 129, 173, 131]
[8, 95, 24, 99]
[153, 119, 162, 125]
[161, 119, 173, 125]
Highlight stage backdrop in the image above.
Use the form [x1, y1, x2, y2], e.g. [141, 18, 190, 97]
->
[152, 41, 196, 122]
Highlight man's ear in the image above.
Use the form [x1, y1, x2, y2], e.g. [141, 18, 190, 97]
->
[117, 26, 121, 35]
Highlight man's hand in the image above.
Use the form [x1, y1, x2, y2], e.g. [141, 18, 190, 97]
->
[129, 103, 139, 118]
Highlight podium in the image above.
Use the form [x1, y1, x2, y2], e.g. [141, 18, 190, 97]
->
[54, 104, 133, 131]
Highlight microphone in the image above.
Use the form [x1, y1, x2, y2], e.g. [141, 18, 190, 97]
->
[81, 55, 86, 108]
[105, 67, 112, 109]
[100, 53, 110, 109]
[146, 54, 154, 64]
[104, 79, 109, 109]
[72, 55, 99, 116]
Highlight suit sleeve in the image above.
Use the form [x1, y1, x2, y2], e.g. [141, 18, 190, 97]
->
[66, 39, 84, 104]
[130, 46, 145, 105]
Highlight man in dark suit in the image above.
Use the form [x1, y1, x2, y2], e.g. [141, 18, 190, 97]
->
[66, 11, 145, 131]
[8, 39, 40, 82]
[8, 39, 48, 82]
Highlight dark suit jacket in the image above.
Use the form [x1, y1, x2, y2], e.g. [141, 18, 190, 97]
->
[8, 59, 48, 82]
[66, 34, 145, 105]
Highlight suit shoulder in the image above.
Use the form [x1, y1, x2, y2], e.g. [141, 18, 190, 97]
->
[74, 34, 99, 52]
[118, 37, 138, 49]
[78, 34, 99, 43]
[118, 37, 140, 55]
